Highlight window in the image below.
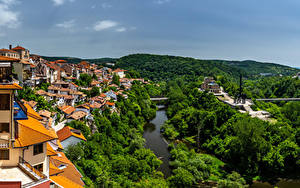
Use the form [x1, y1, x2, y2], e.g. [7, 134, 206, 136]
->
[34, 163, 43, 172]
[0, 149, 9, 160]
[0, 123, 9, 133]
[0, 94, 10, 110]
[33, 143, 43, 155]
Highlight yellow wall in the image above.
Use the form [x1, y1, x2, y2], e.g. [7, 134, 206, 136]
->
[0, 148, 21, 167]
[24, 143, 48, 174]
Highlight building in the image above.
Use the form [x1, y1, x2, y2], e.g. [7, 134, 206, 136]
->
[112, 68, 127, 78]
[201, 77, 221, 94]
[57, 126, 86, 149]
[0, 62, 55, 187]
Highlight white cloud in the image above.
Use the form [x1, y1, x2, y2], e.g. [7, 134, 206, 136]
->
[115, 27, 126, 32]
[51, 0, 75, 6]
[154, 0, 171, 4]
[0, 0, 19, 29]
[93, 20, 118, 31]
[101, 3, 112, 9]
[56, 19, 75, 29]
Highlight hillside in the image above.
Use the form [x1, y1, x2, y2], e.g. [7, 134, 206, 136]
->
[116, 54, 299, 81]
[220, 60, 298, 76]
[116, 54, 243, 81]
[41, 56, 117, 65]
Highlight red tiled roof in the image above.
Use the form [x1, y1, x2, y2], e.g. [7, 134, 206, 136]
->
[12, 46, 26, 51]
[57, 126, 86, 142]
[0, 55, 19, 62]
[106, 101, 115, 106]
[0, 48, 18, 53]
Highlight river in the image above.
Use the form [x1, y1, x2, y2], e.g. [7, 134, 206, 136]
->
[143, 105, 171, 178]
[143, 106, 300, 187]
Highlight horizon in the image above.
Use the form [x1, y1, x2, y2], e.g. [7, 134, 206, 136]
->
[1, 0, 300, 67]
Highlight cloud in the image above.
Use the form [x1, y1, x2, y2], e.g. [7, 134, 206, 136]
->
[0, 0, 20, 29]
[51, 0, 75, 6]
[56, 19, 75, 29]
[101, 3, 112, 9]
[93, 20, 118, 31]
[154, 0, 171, 4]
[115, 27, 126, 32]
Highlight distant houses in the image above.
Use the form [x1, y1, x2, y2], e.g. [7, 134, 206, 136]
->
[201, 77, 221, 94]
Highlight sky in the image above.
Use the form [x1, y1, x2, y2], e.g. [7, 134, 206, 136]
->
[1, 0, 300, 67]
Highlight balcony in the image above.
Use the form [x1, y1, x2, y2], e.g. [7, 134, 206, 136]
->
[18, 157, 47, 181]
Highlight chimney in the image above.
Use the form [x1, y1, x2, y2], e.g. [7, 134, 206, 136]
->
[9, 45, 12, 50]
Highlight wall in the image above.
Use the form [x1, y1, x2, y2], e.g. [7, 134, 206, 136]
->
[61, 136, 82, 149]
[0, 181, 21, 188]
[23, 143, 48, 175]
[0, 148, 21, 167]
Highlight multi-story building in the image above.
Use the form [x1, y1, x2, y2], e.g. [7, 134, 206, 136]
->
[0, 56, 55, 187]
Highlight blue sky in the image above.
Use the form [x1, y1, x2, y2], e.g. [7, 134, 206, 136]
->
[1, 0, 300, 67]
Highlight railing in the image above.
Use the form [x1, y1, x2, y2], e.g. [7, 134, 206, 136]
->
[0, 143, 9, 148]
[19, 157, 47, 180]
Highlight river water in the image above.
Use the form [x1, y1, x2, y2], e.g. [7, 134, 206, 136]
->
[143, 106, 171, 178]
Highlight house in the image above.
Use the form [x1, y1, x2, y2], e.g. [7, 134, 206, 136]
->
[67, 111, 87, 122]
[106, 101, 115, 109]
[0, 80, 57, 187]
[0, 48, 20, 59]
[59, 105, 76, 117]
[201, 77, 221, 94]
[0, 56, 85, 188]
[112, 68, 127, 78]
[49, 152, 85, 187]
[105, 90, 117, 101]
[57, 126, 86, 149]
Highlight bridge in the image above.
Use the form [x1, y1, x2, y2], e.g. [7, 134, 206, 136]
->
[256, 98, 300, 102]
[150, 97, 168, 101]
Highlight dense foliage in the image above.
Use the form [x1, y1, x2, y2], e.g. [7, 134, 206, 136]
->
[64, 83, 167, 187]
[116, 54, 243, 81]
[161, 80, 299, 185]
[221, 60, 298, 76]
[42, 56, 117, 65]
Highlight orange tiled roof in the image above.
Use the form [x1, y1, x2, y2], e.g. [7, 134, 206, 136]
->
[60, 105, 75, 115]
[49, 161, 63, 176]
[56, 139, 64, 150]
[50, 152, 85, 187]
[47, 143, 57, 156]
[106, 101, 115, 106]
[57, 126, 86, 142]
[113, 68, 127, 73]
[39, 110, 51, 118]
[50, 175, 83, 188]
[14, 116, 58, 147]
[68, 111, 87, 120]
[0, 83, 22, 90]
[24, 103, 43, 120]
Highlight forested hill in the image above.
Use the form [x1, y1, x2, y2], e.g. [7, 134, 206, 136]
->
[41, 56, 117, 65]
[116, 54, 298, 81]
[219, 60, 298, 76]
[116, 54, 243, 81]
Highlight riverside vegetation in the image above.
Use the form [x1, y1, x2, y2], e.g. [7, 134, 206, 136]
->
[41, 53, 299, 187]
